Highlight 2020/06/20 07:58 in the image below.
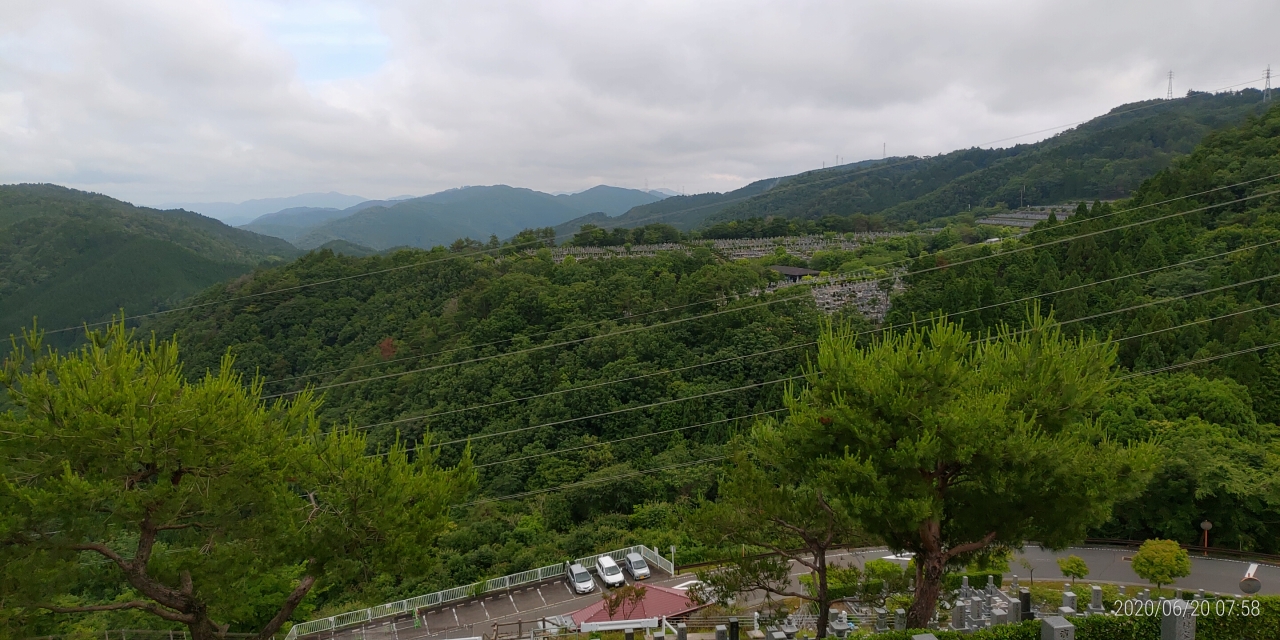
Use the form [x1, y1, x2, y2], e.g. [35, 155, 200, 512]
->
[1112, 598, 1263, 617]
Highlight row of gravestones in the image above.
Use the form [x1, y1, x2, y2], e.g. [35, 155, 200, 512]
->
[911, 575, 1198, 639]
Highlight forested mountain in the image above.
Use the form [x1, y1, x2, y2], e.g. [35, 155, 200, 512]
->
[549, 174, 793, 234]
[290, 185, 659, 250]
[0, 184, 298, 350]
[725, 90, 1269, 224]
[889, 103, 1280, 551]
[586, 89, 1268, 233]
[553, 184, 665, 214]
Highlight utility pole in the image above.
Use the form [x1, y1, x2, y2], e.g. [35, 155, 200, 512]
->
[883, 143, 886, 159]
[1020, 185, 1025, 209]
[1266, 65, 1272, 103]
[1167, 70, 1174, 100]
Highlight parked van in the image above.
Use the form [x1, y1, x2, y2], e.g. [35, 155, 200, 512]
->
[623, 552, 651, 580]
[596, 555, 626, 588]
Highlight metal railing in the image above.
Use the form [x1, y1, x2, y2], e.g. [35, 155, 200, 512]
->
[286, 545, 672, 640]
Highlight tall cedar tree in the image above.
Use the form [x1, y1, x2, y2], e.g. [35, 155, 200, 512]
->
[785, 314, 1153, 627]
[0, 323, 475, 639]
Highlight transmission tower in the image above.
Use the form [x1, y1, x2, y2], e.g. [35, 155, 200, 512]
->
[1266, 65, 1272, 103]
[1167, 70, 1174, 100]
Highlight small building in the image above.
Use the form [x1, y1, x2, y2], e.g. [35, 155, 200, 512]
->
[569, 585, 705, 632]
[768, 265, 821, 282]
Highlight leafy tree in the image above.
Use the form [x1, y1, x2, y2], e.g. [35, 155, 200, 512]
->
[687, 420, 865, 638]
[1057, 555, 1090, 585]
[0, 323, 474, 639]
[786, 315, 1153, 627]
[602, 584, 646, 619]
[1131, 539, 1191, 591]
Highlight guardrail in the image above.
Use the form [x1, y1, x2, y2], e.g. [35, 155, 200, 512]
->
[286, 545, 671, 640]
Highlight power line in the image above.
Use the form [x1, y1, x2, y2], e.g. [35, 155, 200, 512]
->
[344, 238, 1280, 432]
[472, 409, 787, 469]
[366, 264, 1280, 458]
[352, 343, 812, 430]
[30, 76, 1268, 340]
[459, 330, 1280, 507]
[268, 186, 1280, 399]
[255, 170, 1280, 392]
[458, 456, 729, 507]
[467, 301, 1280, 473]
[1119, 339, 1280, 380]
[415, 374, 804, 448]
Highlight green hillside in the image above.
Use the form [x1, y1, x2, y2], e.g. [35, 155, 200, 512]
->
[550, 174, 793, 234]
[721, 90, 1269, 224]
[0, 184, 298, 348]
[296, 185, 590, 250]
[889, 103, 1280, 549]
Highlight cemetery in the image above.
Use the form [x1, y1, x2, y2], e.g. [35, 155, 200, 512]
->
[285, 545, 1277, 640]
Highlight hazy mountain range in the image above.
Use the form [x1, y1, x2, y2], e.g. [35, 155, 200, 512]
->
[240, 184, 667, 250]
[160, 192, 380, 226]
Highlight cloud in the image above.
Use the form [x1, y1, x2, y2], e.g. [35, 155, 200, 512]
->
[0, 0, 1275, 207]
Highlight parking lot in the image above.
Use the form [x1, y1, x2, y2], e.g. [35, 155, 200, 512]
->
[307, 546, 1278, 640]
[323, 564, 688, 640]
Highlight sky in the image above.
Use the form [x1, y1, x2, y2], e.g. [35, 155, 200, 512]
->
[0, 0, 1276, 208]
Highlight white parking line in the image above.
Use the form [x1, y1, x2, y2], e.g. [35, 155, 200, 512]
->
[537, 587, 547, 607]
[509, 593, 519, 612]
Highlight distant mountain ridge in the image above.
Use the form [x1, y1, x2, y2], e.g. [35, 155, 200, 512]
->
[0, 184, 298, 349]
[161, 192, 371, 226]
[236, 184, 665, 251]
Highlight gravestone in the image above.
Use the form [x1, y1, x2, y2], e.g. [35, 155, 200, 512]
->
[1161, 599, 1195, 640]
[911, 635, 940, 640]
[1011, 575, 1019, 592]
[1062, 591, 1077, 611]
[678, 623, 687, 640]
[993, 607, 1008, 625]
[951, 601, 968, 630]
[1195, 589, 1204, 600]
[894, 609, 906, 631]
[728, 618, 738, 640]
[874, 608, 888, 632]
[715, 626, 726, 640]
[1088, 586, 1106, 615]
[1040, 616, 1075, 640]
[1019, 588, 1032, 622]
[626, 630, 635, 640]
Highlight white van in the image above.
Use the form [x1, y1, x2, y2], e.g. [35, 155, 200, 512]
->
[596, 555, 626, 588]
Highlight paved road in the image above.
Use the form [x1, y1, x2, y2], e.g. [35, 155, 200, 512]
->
[314, 546, 1277, 640]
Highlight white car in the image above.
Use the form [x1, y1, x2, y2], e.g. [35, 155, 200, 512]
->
[623, 552, 651, 580]
[596, 555, 626, 588]
[567, 563, 595, 594]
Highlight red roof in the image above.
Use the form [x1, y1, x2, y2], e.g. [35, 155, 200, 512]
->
[571, 585, 702, 625]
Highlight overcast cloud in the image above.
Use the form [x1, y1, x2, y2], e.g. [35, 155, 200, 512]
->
[0, 0, 1275, 207]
